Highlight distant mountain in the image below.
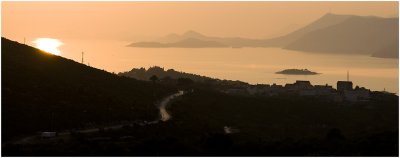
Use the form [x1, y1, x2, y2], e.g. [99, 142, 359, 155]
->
[372, 41, 399, 58]
[129, 14, 356, 48]
[156, 30, 225, 43]
[128, 13, 399, 58]
[157, 33, 181, 43]
[2, 37, 174, 140]
[284, 15, 398, 57]
[260, 13, 353, 47]
[128, 30, 263, 48]
[128, 38, 228, 48]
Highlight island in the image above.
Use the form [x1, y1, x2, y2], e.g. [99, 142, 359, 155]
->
[275, 69, 320, 75]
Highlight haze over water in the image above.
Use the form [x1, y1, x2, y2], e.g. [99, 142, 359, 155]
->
[56, 39, 398, 93]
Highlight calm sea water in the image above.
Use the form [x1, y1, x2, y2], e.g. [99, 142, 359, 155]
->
[59, 39, 399, 93]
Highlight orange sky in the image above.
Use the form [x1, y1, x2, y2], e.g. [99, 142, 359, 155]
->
[1, 1, 398, 93]
[2, 1, 398, 42]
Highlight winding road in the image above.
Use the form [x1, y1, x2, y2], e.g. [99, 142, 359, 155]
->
[159, 90, 185, 121]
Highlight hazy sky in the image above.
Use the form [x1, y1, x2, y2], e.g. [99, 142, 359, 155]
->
[1, 1, 398, 93]
[2, 1, 398, 42]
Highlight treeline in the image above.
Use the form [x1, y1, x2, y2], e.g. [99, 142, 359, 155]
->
[118, 66, 249, 89]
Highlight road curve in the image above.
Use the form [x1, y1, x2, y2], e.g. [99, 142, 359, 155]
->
[159, 90, 185, 121]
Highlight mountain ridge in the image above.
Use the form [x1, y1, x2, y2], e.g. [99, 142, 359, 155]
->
[128, 13, 398, 58]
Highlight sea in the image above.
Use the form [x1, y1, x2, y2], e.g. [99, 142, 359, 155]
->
[51, 39, 399, 93]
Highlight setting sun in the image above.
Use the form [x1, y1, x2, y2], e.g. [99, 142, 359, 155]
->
[32, 38, 63, 55]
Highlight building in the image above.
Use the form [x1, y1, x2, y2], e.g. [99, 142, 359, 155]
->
[314, 84, 335, 95]
[284, 80, 315, 95]
[344, 90, 369, 102]
[294, 80, 313, 89]
[337, 81, 353, 92]
[299, 89, 317, 96]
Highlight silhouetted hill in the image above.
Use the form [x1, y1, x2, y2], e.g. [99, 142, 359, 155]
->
[128, 30, 263, 48]
[372, 40, 399, 58]
[158, 33, 181, 43]
[261, 13, 353, 47]
[118, 66, 249, 88]
[119, 66, 212, 82]
[284, 16, 399, 58]
[171, 38, 228, 48]
[156, 30, 225, 44]
[2, 37, 174, 141]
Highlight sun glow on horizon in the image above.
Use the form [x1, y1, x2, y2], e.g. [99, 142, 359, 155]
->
[33, 38, 63, 55]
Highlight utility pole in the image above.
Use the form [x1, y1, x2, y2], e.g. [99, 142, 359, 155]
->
[81, 52, 84, 64]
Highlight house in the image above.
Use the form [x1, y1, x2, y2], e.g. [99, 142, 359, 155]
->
[314, 84, 335, 95]
[284, 80, 315, 95]
[337, 81, 353, 92]
[299, 89, 317, 96]
[293, 80, 313, 89]
[343, 88, 370, 102]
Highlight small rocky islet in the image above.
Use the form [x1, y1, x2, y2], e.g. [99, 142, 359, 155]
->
[276, 69, 320, 75]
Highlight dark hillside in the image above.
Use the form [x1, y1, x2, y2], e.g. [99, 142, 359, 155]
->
[167, 89, 398, 156]
[5, 88, 397, 156]
[2, 38, 175, 141]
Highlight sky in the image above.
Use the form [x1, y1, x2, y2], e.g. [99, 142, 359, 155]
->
[2, 1, 399, 42]
[1, 1, 398, 93]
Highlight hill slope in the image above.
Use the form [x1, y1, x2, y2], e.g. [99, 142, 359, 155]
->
[372, 41, 399, 58]
[284, 16, 398, 57]
[2, 37, 175, 141]
[261, 13, 353, 47]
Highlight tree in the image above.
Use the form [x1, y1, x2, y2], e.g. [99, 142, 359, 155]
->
[177, 78, 194, 87]
[150, 75, 159, 83]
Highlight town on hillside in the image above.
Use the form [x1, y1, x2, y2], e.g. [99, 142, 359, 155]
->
[222, 80, 395, 102]
[119, 66, 396, 103]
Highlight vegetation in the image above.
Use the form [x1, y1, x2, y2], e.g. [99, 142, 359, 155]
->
[4, 88, 398, 156]
[118, 66, 249, 89]
[276, 68, 319, 75]
[2, 38, 176, 141]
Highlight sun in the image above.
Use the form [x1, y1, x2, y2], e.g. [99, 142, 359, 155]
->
[33, 38, 63, 55]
